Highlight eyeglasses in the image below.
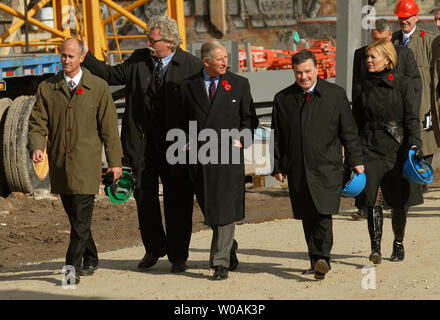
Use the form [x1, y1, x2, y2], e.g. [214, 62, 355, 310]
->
[146, 34, 164, 45]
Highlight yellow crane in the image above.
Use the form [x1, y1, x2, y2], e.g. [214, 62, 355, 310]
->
[0, 0, 187, 60]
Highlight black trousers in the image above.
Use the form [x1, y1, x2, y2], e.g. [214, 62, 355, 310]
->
[134, 161, 194, 263]
[301, 214, 333, 268]
[60, 194, 98, 272]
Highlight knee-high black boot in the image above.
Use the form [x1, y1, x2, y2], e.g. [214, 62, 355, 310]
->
[367, 206, 383, 264]
[391, 207, 408, 261]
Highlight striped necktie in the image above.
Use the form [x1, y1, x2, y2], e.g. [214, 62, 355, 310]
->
[402, 35, 409, 47]
[209, 77, 217, 103]
[304, 90, 311, 103]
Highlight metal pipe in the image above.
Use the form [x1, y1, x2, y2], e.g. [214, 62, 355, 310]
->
[24, 0, 29, 53]
[244, 41, 253, 73]
[0, 0, 52, 43]
[102, 0, 149, 26]
[0, 2, 66, 38]
[106, 35, 146, 39]
[100, 0, 148, 32]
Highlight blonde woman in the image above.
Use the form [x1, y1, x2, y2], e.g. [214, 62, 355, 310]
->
[351, 40, 423, 264]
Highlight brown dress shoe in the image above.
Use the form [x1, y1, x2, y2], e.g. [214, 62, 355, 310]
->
[314, 259, 329, 280]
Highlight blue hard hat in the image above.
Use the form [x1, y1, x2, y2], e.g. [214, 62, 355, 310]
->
[402, 149, 433, 185]
[341, 172, 366, 197]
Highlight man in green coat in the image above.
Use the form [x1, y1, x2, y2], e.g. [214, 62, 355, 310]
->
[28, 38, 123, 285]
[392, 0, 436, 168]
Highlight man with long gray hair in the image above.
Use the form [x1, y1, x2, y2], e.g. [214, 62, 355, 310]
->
[82, 15, 203, 273]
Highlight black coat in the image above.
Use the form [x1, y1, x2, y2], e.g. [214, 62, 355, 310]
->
[82, 48, 203, 172]
[352, 70, 423, 208]
[181, 71, 258, 225]
[352, 44, 422, 103]
[271, 78, 363, 219]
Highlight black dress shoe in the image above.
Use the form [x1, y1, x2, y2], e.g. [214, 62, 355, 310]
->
[138, 252, 164, 270]
[171, 262, 187, 273]
[229, 239, 239, 271]
[213, 266, 228, 280]
[314, 259, 329, 280]
[80, 264, 98, 276]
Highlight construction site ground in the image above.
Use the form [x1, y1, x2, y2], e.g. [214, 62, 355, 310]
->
[1, 176, 440, 301]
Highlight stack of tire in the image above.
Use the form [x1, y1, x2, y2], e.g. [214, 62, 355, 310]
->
[0, 96, 50, 196]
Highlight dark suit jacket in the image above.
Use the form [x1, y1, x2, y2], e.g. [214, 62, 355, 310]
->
[82, 47, 203, 172]
[352, 44, 422, 103]
[271, 78, 363, 218]
[181, 70, 258, 225]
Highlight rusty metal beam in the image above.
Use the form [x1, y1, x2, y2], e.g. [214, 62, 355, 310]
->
[209, 0, 226, 36]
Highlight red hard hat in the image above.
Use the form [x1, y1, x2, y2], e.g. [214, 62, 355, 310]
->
[394, 0, 419, 17]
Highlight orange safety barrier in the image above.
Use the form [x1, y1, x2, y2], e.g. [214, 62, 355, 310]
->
[239, 40, 336, 79]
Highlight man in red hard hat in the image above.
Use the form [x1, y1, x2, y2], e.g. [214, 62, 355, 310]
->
[391, 0, 435, 261]
[392, 0, 436, 190]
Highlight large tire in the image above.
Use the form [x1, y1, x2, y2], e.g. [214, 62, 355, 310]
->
[2, 96, 25, 192]
[0, 98, 12, 196]
[2, 95, 50, 193]
[16, 96, 49, 193]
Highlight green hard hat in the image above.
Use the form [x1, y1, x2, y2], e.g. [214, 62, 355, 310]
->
[105, 170, 135, 204]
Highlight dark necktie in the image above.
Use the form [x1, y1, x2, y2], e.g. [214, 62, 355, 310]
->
[154, 59, 163, 90]
[209, 77, 217, 103]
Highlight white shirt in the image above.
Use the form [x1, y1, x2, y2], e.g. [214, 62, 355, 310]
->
[402, 26, 417, 41]
[64, 68, 83, 89]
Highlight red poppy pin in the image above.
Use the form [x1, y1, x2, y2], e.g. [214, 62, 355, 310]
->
[222, 80, 231, 91]
[76, 87, 83, 95]
[388, 74, 394, 81]
[420, 31, 426, 37]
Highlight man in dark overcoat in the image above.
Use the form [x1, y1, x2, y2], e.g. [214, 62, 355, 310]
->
[351, 18, 421, 221]
[29, 38, 123, 285]
[271, 50, 364, 280]
[81, 16, 203, 273]
[180, 39, 258, 280]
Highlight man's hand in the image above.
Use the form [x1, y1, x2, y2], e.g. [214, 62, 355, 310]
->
[232, 139, 243, 148]
[107, 167, 122, 181]
[353, 165, 365, 174]
[32, 150, 44, 163]
[411, 145, 424, 161]
[82, 36, 89, 55]
[274, 173, 286, 183]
